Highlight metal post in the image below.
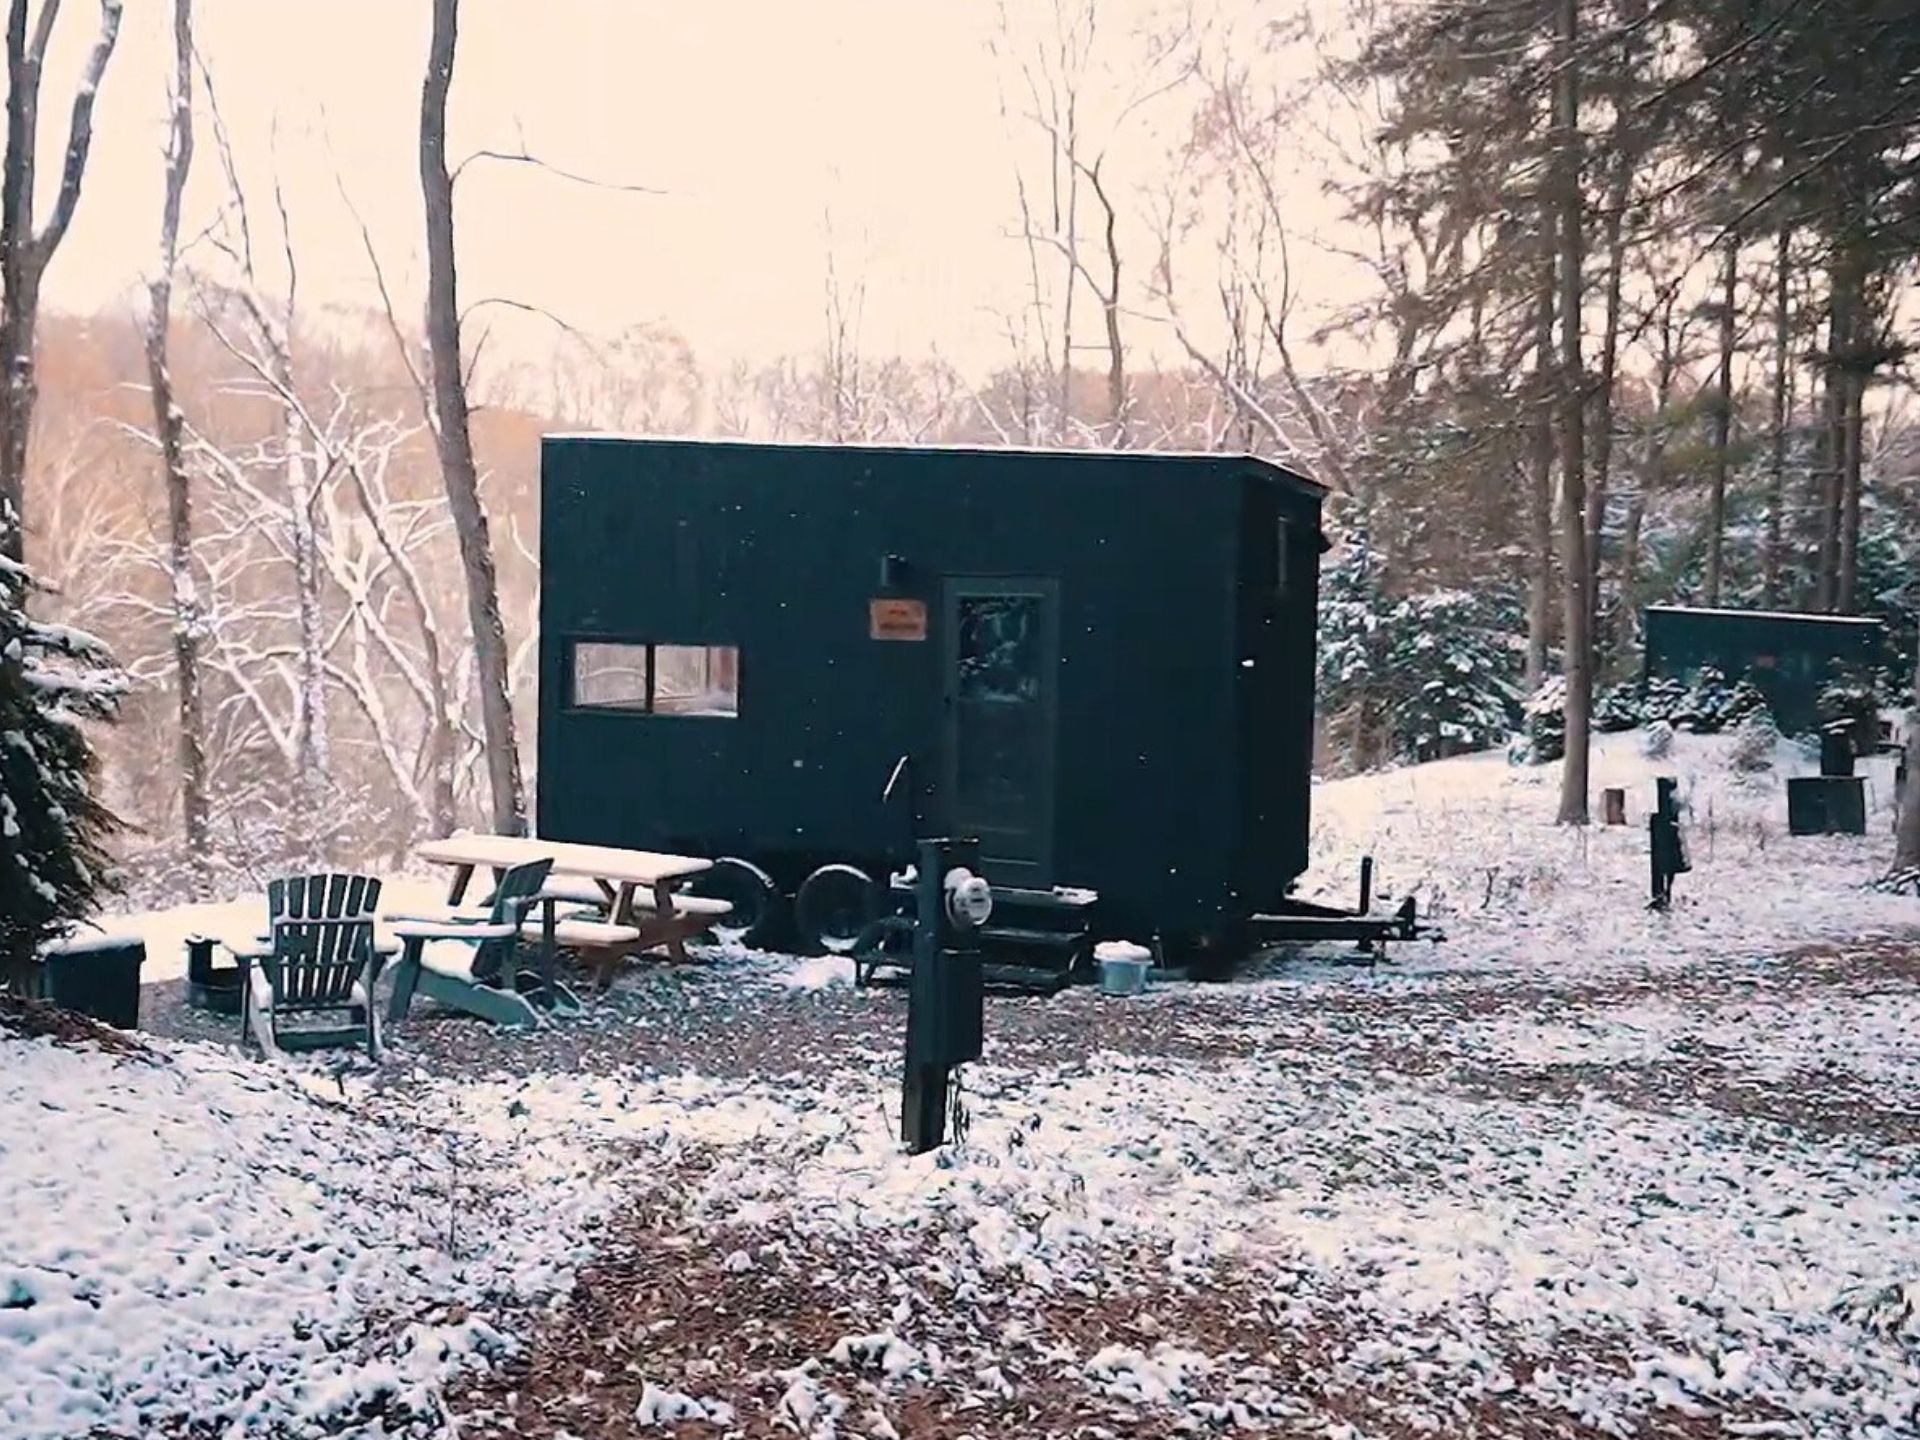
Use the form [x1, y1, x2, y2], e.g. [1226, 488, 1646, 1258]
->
[901, 836, 988, 1155]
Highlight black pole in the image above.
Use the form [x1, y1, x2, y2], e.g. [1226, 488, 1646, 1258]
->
[901, 836, 986, 1156]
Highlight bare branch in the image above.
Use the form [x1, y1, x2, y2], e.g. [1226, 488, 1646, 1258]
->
[35, 0, 124, 264]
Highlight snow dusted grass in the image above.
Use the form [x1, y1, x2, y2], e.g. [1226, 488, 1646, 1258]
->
[436, 1006, 1920, 1437]
[0, 1038, 618, 1438]
[1302, 730, 1914, 983]
[10, 728, 1917, 1437]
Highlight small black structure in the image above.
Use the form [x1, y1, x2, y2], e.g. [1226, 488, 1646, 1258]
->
[1642, 605, 1886, 735]
[1648, 776, 1689, 910]
[1787, 776, 1868, 836]
[537, 437, 1328, 966]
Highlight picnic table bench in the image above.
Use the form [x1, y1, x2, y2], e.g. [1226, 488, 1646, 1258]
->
[410, 834, 724, 990]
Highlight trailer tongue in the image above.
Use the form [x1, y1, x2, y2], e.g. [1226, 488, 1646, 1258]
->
[854, 854, 1438, 994]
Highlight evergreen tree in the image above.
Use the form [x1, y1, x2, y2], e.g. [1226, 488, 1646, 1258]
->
[1385, 588, 1522, 761]
[1319, 534, 1523, 766]
[0, 553, 123, 981]
[1316, 532, 1396, 768]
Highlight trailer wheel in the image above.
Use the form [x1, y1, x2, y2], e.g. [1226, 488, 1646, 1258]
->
[689, 857, 785, 950]
[794, 863, 883, 955]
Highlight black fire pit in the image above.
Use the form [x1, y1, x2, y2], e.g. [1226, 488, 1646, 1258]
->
[186, 935, 244, 1015]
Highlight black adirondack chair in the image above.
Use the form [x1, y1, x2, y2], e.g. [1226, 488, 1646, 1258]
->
[243, 873, 385, 1057]
[386, 859, 574, 1029]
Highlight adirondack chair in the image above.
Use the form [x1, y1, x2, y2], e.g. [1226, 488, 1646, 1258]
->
[243, 873, 385, 1058]
[386, 858, 576, 1030]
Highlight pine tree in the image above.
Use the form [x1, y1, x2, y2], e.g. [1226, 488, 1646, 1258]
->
[1316, 532, 1396, 768]
[1384, 588, 1522, 761]
[0, 553, 123, 981]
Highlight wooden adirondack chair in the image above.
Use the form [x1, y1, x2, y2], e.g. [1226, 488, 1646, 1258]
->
[243, 873, 385, 1058]
[386, 858, 576, 1030]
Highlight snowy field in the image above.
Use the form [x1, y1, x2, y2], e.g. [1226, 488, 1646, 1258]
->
[4, 731, 1918, 1438]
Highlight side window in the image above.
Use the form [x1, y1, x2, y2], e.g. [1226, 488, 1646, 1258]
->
[572, 642, 651, 711]
[570, 640, 739, 717]
[653, 644, 740, 717]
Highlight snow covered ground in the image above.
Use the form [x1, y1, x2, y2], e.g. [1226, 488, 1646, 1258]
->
[5, 729, 1917, 1437]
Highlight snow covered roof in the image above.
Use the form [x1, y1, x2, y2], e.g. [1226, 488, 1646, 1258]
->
[541, 432, 1328, 497]
[1644, 604, 1885, 628]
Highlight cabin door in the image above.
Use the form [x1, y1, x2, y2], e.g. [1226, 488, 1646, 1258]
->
[939, 577, 1060, 887]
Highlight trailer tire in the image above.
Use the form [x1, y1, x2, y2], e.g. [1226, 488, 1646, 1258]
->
[690, 857, 786, 951]
[794, 863, 884, 955]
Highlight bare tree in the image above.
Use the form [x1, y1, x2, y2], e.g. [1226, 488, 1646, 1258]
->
[1762, 224, 1793, 606]
[994, 0, 1192, 447]
[200, 74, 331, 817]
[1525, 222, 1555, 693]
[0, 0, 123, 559]
[1703, 230, 1737, 606]
[144, 0, 210, 892]
[420, 0, 523, 835]
[1553, 0, 1592, 827]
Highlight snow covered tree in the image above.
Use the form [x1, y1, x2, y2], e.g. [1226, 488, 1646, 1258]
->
[1319, 533, 1522, 767]
[1521, 676, 1567, 765]
[1316, 531, 1394, 768]
[1383, 588, 1521, 762]
[0, 551, 122, 981]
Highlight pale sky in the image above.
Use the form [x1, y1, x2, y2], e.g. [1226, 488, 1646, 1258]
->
[38, 0, 1343, 381]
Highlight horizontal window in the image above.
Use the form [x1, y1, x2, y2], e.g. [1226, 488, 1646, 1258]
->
[572, 642, 650, 711]
[570, 640, 739, 717]
[653, 644, 740, 717]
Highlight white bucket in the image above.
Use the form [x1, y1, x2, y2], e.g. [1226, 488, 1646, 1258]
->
[1095, 942, 1152, 997]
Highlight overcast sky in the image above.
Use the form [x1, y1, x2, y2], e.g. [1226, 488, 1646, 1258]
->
[34, 0, 1350, 382]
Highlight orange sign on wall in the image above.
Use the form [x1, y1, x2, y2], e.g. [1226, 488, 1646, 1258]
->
[870, 597, 928, 641]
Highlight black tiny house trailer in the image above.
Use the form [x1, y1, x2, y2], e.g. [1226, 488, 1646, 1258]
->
[537, 436, 1328, 967]
[1642, 604, 1886, 735]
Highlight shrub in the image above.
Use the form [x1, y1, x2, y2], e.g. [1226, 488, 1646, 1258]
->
[1593, 680, 1644, 734]
[1642, 719, 1676, 759]
[1522, 676, 1567, 764]
[1730, 709, 1781, 773]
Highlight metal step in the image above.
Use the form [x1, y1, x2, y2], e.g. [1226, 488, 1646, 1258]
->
[991, 884, 1100, 911]
[859, 961, 1074, 997]
[982, 925, 1086, 949]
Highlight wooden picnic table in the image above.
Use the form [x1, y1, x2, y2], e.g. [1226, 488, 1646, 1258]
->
[413, 833, 719, 988]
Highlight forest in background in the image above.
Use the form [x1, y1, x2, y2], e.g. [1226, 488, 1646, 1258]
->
[3, 0, 1918, 913]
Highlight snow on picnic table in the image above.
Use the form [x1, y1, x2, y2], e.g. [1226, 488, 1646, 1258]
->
[5, 729, 1917, 1437]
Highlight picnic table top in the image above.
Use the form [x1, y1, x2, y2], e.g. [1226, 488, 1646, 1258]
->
[415, 832, 714, 888]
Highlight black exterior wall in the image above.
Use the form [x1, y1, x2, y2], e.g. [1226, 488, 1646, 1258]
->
[1641, 605, 1887, 736]
[537, 436, 1326, 942]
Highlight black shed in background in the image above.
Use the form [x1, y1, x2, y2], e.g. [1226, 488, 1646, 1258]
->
[536, 436, 1327, 950]
[1641, 604, 1887, 735]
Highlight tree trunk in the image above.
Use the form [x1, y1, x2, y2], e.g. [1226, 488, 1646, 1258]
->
[285, 399, 331, 863]
[421, 0, 525, 835]
[1089, 167, 1126, 446]
[1552, 0, 1591, 827]
[1614, 477, 1647, 677]
[0, 0, 40, 558]
[147, 0, 209, 893]
[1705, 234, 1736, 606]
[0, 0, 122, 562]
[1897, 646, 1920, 872]
[1525, 217, 1555, 694]
[1586, 182, 1626, 653]
[1838, 367, 1864, 612]
[1813, 285, 1846, 611]
[1763, 225, 1790, 606]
